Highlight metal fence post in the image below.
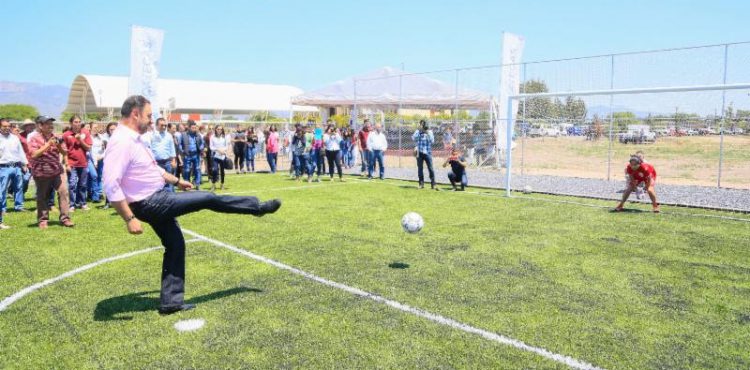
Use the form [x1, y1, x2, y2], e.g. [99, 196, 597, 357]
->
[718, 44, 729, 188]
[521, 62, 527, 175]
[398, 74, 403, 168]
[606, 54, 615, 181]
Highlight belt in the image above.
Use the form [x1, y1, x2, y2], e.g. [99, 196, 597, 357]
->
[0, 162, 23, 168]
[156, 158, 172, 164]
[187, 151, 199, 156]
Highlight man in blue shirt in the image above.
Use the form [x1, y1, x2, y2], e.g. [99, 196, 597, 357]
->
[442, 148, 468, 191]
[180, 120, 204, 190]
[150, 118, 177, 191]
[412, 120, 437, 190]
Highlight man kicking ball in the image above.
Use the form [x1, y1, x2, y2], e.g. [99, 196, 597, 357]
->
[104, 95, 282, 315]
[614, 155, 659, 213]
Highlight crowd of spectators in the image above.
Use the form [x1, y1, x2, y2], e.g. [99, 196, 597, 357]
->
[0, 115, 470, 229]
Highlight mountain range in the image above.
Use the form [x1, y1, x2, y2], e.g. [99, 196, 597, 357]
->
[0, 81, 70, 117]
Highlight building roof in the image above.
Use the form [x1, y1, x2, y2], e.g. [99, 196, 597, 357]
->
[65, 74, 317, 115]
[291, 67, 491, 109]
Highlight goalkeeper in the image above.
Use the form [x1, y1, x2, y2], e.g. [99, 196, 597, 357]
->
[614, 155, 659, 213]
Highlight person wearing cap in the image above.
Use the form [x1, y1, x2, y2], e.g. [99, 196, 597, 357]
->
[62, 115, 93, 211]
[614, 155, 659, 213]
[412, 119, 437, 190]
[28, 116, 74, 228]
[104, 95, 282, 315]
[0, 118, 29, 228]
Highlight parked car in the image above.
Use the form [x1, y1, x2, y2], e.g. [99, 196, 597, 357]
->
[686, 129, 698, 136]
[698, 127, 716, 135]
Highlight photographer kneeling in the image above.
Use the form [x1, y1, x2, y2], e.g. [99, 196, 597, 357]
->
[442, 148, 468, 191]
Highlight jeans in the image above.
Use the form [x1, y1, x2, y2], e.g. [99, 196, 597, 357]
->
[182, 154, 202, 189]
[309, 149, 323, 176]
[88, 158, 104, 202]
[129, 189, 262, 308]
[68, 166, 88, 208]
[448, 171, 468, 189]
[0, 167, 24, 220]
[245, 147, 256, 172]
[325, 150, 343, 179]
[369, 150, 384, 179]
[359, 148, 369, 173]
[211, 157, 226, 184]
[266, 152, 277, 173]
[233, 145, 246, 171]
[416, 152, 435, 187]
[293, 153, 308, 177]
[157, 161, 175, 192]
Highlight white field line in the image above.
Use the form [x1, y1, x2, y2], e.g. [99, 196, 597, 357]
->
[182, 228, 602, 370]
[0, 239, 202, 312]
[356, 178, 750, 223]
[219, 180, 362, 195]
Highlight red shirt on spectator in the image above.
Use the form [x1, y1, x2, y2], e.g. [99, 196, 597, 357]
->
[28, 132, 65, 178]
[63, 128, 92, 168]
[626, 163, 656, 184]
[358, 130, 370, 150]
[17, 134, 31, 162]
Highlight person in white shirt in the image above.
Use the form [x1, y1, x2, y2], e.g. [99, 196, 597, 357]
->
[0, 118, 30, 229]
[323, 125, 344, 181]
[150, 118, 177, 192]
[366, 123, 388, 180]
[209, 125, 229, 191]
[88, 123, 107, 202]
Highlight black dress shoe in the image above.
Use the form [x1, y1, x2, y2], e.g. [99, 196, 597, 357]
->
[258, 199, 282, 216]
[158, 303, 196, 315]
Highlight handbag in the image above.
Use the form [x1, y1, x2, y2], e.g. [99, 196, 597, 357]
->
[223, 156, 234, 170]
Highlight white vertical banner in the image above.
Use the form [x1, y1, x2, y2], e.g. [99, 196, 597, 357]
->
[128, 25, 164, 119]
[497, 32, 524, 153]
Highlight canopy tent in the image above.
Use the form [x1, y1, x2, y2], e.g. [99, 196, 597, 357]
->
[291, 67, 491, 109]
[65, 74, 317, 116]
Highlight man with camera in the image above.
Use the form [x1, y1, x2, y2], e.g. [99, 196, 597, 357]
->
[412, 119, 437, 190]
[27, 116, 74, 229]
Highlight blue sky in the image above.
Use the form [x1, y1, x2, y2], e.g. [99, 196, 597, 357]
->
[1, 0, 747, 96]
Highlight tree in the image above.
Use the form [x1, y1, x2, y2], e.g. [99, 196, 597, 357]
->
[0, 104, 39, 121]
[563, 96, 587, 121]
[59, 111, 107, 123]
[517, 79, 555, 120]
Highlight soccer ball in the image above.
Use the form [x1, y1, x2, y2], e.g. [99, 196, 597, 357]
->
[401, 212, 424, 234]
[523, 185, 533, 194]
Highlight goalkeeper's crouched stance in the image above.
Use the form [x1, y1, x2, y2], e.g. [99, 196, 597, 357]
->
[614, 155, 659, 213]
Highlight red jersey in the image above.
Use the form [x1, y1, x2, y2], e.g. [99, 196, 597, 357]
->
[626, 163, 656, 183]
[63, 128, 93, 168]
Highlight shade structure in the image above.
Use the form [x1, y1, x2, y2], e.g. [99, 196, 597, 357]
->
[65, 74, 317, 115]
[291, 67, 491, 109]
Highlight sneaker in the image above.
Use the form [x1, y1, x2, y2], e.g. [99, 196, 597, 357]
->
[69, 207, 75, 213]
[339, 178, 345, 182]
[652, 205, 661, 213]
[61, 219, 75, 227]
[613, 205, 624, 212]
[307, 176, 313, 183]
[79, 205, 90, 211]
[38, 221, 47, 229]
[0, 223, 10, 230]
[418, 183, 424, 189]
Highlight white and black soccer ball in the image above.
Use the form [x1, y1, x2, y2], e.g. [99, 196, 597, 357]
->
[401, 212, 424, 234]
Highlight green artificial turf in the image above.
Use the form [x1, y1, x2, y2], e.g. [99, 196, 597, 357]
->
[1, 173, 749, 369]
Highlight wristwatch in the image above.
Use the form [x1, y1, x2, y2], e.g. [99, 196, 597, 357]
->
[124, 214, 136, 222]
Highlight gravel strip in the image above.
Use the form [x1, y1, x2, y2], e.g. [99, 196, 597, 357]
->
[345, 166, 750, 213]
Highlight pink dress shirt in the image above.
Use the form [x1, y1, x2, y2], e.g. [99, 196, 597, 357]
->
[103, 124, 166, 203]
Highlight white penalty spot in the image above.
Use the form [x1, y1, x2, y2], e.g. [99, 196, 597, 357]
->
[174, 318, 205, 332]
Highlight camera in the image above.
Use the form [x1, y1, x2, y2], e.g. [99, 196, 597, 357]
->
[56, 137, 64, 144]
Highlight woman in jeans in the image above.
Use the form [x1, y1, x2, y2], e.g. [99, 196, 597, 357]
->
[323, 126, 344, 181]
[232, 125, 247, 174]
[340, 128, 352, 169]
[245, 127, 258, 173]
[209, 125, 229, 191]
[265, 125, 279, 173]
